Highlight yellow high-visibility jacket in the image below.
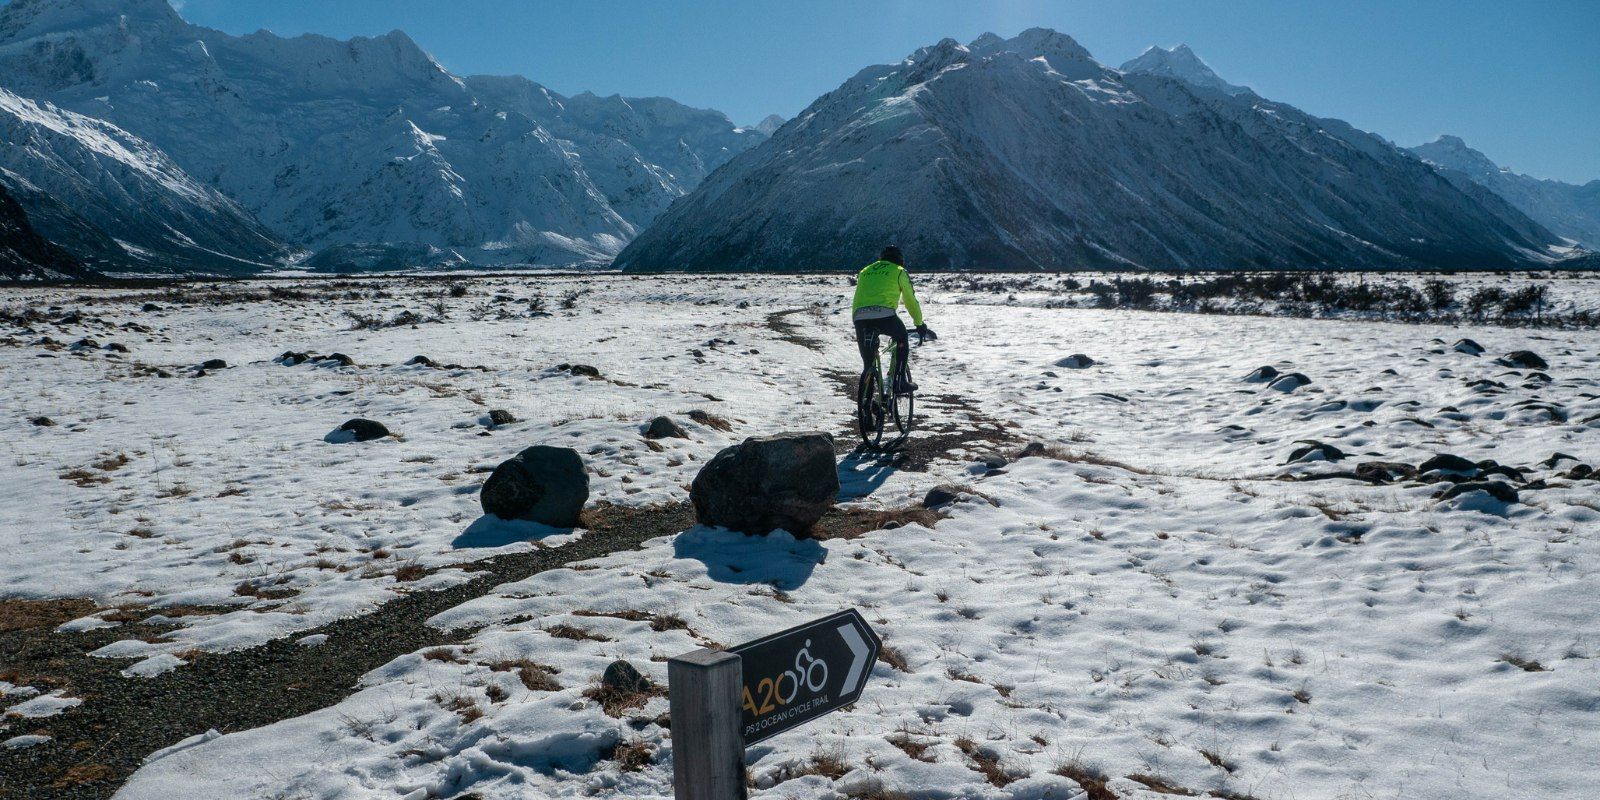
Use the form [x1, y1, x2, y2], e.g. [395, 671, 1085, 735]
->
[851, 260, 923, 326]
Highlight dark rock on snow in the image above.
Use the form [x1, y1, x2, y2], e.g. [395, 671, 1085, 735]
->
[1452, 338, 1485, 356]
[1420, 453, 1478, 475]
[1438, 481, 1519, 504]
[1243, 365, 1280, 383]
[1055, 354, 1096, 369]
[1355, 461, 1417, 483]
[923, 484, 965, 508]
[558, 363, 601, 378]
[199, 359, 228, 371]
[278, 351, 312, 365]
[602, 660, 651, 693]
[690, 432, 839, 535]
[1496, 350, 1548, 370]
[1287, 441, 1345, 463]
[644, 416, 689, 440]
[407, 355, 435, 367]
[480, 446, 589, 526]
[1266, 373, 1312, 392]
[321, 353, 356, 367]
[338, 418, 390, 442]
[488, 409, 517, 427]
[29, 416, 54, 427]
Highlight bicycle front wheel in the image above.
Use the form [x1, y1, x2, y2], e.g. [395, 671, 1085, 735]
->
[892, 390, 914, 436]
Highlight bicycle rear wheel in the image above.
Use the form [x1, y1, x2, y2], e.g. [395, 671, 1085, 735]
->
[857, 367, 885, 446]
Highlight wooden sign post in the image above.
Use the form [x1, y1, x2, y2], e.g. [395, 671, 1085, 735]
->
[669, 610, 881, 800]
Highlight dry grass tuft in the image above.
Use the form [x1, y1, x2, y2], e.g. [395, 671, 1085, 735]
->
[0, 598, 97, 633]
[52, 763, 112, 789]
[956, 737, 1014, 787]
[877, 645, 911, 673]
[583, 677, 664, 717]
[545, 623, 611, 642]
[490, 659, 562, 692]
[1500, 653, 1547, 672]
[607, 739, 655, 772]
[1053, 761, 1117, 800]
[1128, 774, 1197, 795]
[813, 505, 945, 540]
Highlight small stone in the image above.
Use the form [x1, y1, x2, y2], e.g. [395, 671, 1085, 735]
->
[488, 409, 516, 427]
[1438, 481, 1519, 504]
[1355, 461, 1416, 483]
[1266, 373, 1312, 392]
[199, 358, 228, 371]
[407, 355, 435, 367]
[321, 353, 356, 367]
[1054, 354, 1096, 369]
[1452, 338, 1485, 356]
[1243, 365, 1280, 383]
[644, 416, 689, 440]
[1496, 350, 1548, 370]
[278, 351, 311, 365]
[923, 484, 965, 508]
[602, 660, 651, 693]
[29, 416, 54, 427]
[1287, 441, 1345, 463]
[1420, 453, 1478, 475]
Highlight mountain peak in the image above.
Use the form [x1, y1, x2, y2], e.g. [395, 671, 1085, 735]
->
[0, 0, 183, 41]
[1409, 135, 1502, 176]
[753, 114, 785, 136]
[1121, 44, 1251, 96]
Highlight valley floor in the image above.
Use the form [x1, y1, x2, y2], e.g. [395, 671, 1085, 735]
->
[1, 275, 1597, 799]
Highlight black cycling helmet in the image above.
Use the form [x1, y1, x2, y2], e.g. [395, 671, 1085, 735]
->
[880, 245, 904, 266]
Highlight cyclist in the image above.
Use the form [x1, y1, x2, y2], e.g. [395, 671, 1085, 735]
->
[851, 246, 936, 395]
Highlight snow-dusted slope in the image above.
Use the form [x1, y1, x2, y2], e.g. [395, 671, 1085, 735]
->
[0, 87, 286, 274]
[0, 0, 766, 268]
[1120, 43, 1251, 96]
[1410, 135, 1600, 248]
[0, 180, 93, 280]
[614, 30, 1564, 271]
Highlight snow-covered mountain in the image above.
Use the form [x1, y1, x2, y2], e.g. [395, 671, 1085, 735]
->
[614, 30, 1565, 271]
[0, 0, 766, 269]
[1120, 43, 1250, 97]
[0, 87, 286, 274]
[1409, 135, 1600, 249]
[0, 179, 93, 280]
[753, 113, 786, 135]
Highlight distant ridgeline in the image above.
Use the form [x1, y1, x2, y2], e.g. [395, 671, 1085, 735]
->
[0, 1, 1590, 278]
[614, 31, 1591, 272]
[0, 0, 769, 276]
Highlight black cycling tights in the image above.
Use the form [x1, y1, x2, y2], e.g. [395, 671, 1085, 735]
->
[854, 316, 911, 384]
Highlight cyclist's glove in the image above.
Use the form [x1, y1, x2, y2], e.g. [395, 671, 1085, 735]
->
[916, 324, 937, 344]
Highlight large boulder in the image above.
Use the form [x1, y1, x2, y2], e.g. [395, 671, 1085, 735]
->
[480, 446, 589, 526]
[690, 433, 839, 535]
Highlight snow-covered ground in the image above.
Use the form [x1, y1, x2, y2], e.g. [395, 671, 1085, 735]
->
[2, 274, 1597, 799]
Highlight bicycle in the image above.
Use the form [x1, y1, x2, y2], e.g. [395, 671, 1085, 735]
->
[856, 334, 914, 447]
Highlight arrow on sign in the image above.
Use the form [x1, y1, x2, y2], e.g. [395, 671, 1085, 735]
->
[730, 609, 882, 744]
[837, 621, 869, 696]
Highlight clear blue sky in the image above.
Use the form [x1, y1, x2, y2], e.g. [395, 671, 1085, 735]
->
[171, 0, 1598, 183]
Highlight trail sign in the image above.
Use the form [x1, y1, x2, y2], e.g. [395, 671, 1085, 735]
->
[729, 609, 881, 745]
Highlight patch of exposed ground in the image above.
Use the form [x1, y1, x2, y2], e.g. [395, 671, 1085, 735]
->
[0, 503, 694, 800]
